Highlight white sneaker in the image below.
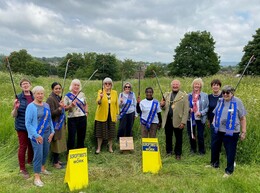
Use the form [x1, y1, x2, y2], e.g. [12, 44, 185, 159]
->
[34, 179, 44, 187]
[40, 169, 52, 175]
[223, 173, 231, 178]
[234, 161, 236, 167]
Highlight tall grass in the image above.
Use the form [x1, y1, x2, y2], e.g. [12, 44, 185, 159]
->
[0, 71, 260, 192]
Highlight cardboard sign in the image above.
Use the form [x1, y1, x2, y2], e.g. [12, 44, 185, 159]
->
[142, 138, 162, 174]
[64, 148, 88, 191]
[119, 137, 134, 150]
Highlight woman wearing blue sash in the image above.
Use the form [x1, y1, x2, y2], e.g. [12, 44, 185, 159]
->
[117, 82, 137, 139]
[137, 87, 162, 138]
[25, 86, 55, 187]
[209, 85, 246, 177]
[187, 78, 209, 155]
[64, 79, 88, 150]
[46, 82, 67, 169]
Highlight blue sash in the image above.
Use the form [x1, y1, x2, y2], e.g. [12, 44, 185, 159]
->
[119, 92, 133, 119]
[53, 108, 65, 130]
[214, 98, 237, 136]
[66, 92, 86, 114]
[188, 94, 196, 126]
[33, 104, 50, 142]
[140, 100, 158, 130]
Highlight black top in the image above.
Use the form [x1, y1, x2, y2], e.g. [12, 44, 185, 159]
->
[208, 93, 222, 123]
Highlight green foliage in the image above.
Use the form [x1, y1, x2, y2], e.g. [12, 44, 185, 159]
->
[238, 28, 260, 75]
[145, 63, 167, 78]
[120, 59, 137, 80]
[8, 49, 33, 74]
[25, 60, 49, 77]
[57, 53, 85, 78]
[169, 31, 220, 77]
[0, 72, 260, 192]
[94, 53, 120, 81]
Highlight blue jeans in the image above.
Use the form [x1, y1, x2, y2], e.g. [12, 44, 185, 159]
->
[31, 131, 51, 173]
[187, 120, 205, 154]
[211, 131, 239, 174]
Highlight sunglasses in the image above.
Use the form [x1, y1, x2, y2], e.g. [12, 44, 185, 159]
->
[222, 91, 231, 95]
[124, 86, 131, 88]
[104, 82, 111, 85]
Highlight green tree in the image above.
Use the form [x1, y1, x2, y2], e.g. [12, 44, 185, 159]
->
[8, 49, 33, 74]
[26, 60, 49, 77]
[57, 53, 85, 78]
[169, 31, 220, 77]
[120, 59, 137, 80]
[94, 53, 119, 81]
[145, 63, 166, 78]
[238, 28, 260, 75]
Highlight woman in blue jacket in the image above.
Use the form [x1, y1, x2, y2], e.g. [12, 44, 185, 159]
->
[25, 86, 55, 187]
[187, 78, 209, 155]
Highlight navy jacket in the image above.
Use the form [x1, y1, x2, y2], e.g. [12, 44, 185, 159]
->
[15, 91, 34, 131]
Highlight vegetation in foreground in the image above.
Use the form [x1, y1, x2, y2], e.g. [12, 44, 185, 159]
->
[0, 72, 260, 192]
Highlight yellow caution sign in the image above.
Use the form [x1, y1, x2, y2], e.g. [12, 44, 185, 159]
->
[64, 148, 88, 191]
[142, 138, 162, 174]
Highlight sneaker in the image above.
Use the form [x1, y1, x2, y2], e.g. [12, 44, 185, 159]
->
[175, 155, 181, 160]
[223, 173, 231, 178]
[34, 179, 44, 187]
[20, 170, 30, 179]
[53, 163, 64, 169]
[40, 169, 52, 175]
[205, 165, 213, 168]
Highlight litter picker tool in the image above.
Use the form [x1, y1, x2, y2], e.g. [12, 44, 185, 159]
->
[152, 70, 165, 101]
[61, 59, 71, 99]
[235, 55, 256, 91]
[71, 69, 98, 102]
[6, 57, 18, 99]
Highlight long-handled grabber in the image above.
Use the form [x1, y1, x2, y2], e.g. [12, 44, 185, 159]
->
[61, 59, 71, 99]
[72, 69, 98, 102]
[6, 57, 18, 99]
[235, 55, 256, 91]
[152, 70, 165, 101]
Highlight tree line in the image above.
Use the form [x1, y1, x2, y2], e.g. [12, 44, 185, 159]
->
[1, 29, 259, 78]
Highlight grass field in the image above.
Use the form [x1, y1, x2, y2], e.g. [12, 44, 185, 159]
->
[0, 72, 260, 193]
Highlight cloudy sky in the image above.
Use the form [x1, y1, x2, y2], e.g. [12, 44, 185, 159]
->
[0, 0, 259, 63]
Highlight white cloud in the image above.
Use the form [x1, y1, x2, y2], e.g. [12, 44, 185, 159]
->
[0, 0, 259, 62]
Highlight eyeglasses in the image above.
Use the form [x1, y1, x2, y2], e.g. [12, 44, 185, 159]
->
[222, 91, 231, 95]
[104, 83, 111, 85]
[124, 86, 131, 89]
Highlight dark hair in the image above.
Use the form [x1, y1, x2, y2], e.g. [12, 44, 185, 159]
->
[145, 87, 153, 93]
[51, 82, 62, 89]
[211, 79, 222, 87]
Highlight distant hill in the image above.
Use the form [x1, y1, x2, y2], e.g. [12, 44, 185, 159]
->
[220, 61, 238, 66]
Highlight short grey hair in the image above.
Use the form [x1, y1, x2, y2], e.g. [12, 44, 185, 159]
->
[32, 86, 44, 95]
[69, 79, 82, 91]
[103, 77, 113, 88]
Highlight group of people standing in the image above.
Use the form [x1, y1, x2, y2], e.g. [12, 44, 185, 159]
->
[160, 78, 247, 178]
[11, 76, 247, 187]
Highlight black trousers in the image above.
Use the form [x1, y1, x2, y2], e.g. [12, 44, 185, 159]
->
[67, 116, 87, 150]
[117, 112, 135, 139]
[165, 117, 183, 155]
